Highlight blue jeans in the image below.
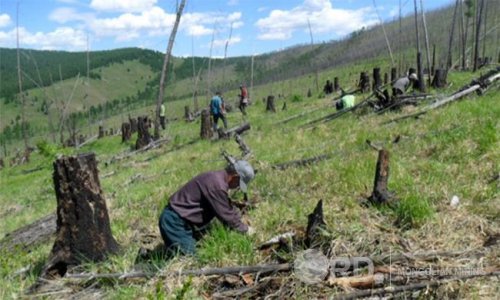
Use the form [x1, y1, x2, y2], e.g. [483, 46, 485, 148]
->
[159, 206, 196, 255]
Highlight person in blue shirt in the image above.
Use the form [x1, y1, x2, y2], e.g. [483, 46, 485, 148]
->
[210, 91, 227, 131]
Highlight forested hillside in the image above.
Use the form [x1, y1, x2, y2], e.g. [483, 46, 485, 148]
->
[0, 1, 498, 153]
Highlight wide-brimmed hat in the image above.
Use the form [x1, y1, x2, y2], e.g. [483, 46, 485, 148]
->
[409, 73, 418, 80]
[233, 160, 254, 192]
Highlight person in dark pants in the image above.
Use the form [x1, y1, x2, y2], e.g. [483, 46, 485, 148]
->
[159, 160, 255, 256]
[238, 84, 249, 115]
[210, 91, 227, 131]
[392, 73, 418, 96]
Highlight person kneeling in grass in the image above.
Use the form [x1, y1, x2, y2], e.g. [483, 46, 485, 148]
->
[336, 89, 356, 110]
[159, 160, 255, 256]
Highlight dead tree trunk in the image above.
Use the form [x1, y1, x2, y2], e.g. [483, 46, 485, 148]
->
[128, 115, 137, 133]
[121, 122, 131, 143]
[42, 153, 119, 278]
[98, 126, 104, 139]
[369, 149, 392, 204]
[373, 68, 382, 90]
[391, 68, 397, 83]
[184, 105, 193, 122]
[305, 200, 326, 248]
[432, 69, 447, 88]
[135, 116, 152, 150]
[154, 0, 186, 140]
[384, 73, 389, 85]
[473, 0, 485, 72]
[416, 52, 426, 92]
[200, 109, 213, 139]
[266, 95, 276, 113]
[359, 72, 371, 92]
[446, 0, 460, 70]
[334, 77, 340, 91]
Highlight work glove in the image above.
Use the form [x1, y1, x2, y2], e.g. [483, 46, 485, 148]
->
[247, 226, 256, 236]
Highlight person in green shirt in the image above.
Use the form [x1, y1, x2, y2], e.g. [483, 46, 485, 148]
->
[160, 103, 166, 129]
[336, 89, 355, 110]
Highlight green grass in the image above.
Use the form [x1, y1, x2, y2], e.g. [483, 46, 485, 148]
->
[0, 64, 499, 298]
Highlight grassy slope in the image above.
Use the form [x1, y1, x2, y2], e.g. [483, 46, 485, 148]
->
[0, 60, 154, 133]
[0, 61, 498, 298]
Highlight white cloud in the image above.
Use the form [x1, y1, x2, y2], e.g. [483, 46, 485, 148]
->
[90, 0, 157, 13]
[49, 7, 95, 24]
[0, 14, 11, 28]
[255, 0, 377, 40]
[89, 6, 175, 41]
[212, 35, 242, 48]
[228, 0, 239, 6]
[0, 27, 86, 50]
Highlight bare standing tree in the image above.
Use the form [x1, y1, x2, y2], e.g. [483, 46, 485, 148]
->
[373, 0, 394, 67]
[307, 19, 319, 93]
[420, 0, 432, 87]
[446, 0, 460, 70]
[222, 22, 233, 92]
[154, 0, 186, 140]
[413, 0, 425, 92]
[16, 1, 29, 151]
[473, 0, 485, 71]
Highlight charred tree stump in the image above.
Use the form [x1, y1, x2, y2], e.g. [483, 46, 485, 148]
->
[384, 73, 389, 85]
[432, 69, 447, 88]
[135, 116, 152, 150]
[282, 101, 287, 111]
[359, 72, 370, 92]
[416, 52, 426, 92]
[305, 200, 326, 248]
[98, 126, 104, 139]
[0, 158, 4, 169]
[334, 77, 340, 91]
[108, 128, 114, 136]
[307, 89, 312, 97]
[200, 109, 213, 140]
[129, 116, 138, 133]
[368, 149, 392, 204]
[121, 122, 131, 143]
[266, 95, 276, 113]
[391, 68, 397, 83]
[42, 153, 119, 278]
[373, 67, 382, 90]
[184, 105, 193, 122]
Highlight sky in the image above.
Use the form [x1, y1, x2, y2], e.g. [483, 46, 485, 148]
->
[0, 0, 454, 57]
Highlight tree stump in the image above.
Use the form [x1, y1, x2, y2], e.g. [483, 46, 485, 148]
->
[135, 116, 152, 150]
[384, 73, 389, 85]
[121, 122, 131, 143]
[266, 95, 276, 113]
[432, 69, 447, 88]
[282, 101, 287, 111]
[0, 158, 3, 169]
[184, 105, 193, 122]
[391, 68, 397, 83]
[368, 149, 392, 204]
[359, 72, 370, 92]
[108, 128, 114, 136]
[305, 199, 326, 248]
[307, 89, 312, 97]
[372, 67, 382, 90]
[42, 153, 119, 278]
[334, 77, 340, 91]
[98, 126, 104, 139]
[129, 116, 138, 133]
[200, 109, 213, 140]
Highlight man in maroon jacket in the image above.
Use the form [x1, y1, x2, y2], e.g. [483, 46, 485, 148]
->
[159, 160, 255, 255]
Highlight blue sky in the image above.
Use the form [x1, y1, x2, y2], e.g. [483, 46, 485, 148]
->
[0, 0, 454, 57]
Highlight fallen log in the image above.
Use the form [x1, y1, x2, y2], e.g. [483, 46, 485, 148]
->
[385, 68, 500, 124]
[0, 214, 56, 251]
[272, 153, 333, 170]
[65, 263, 292, 280]
[332, 270, 500, 300]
